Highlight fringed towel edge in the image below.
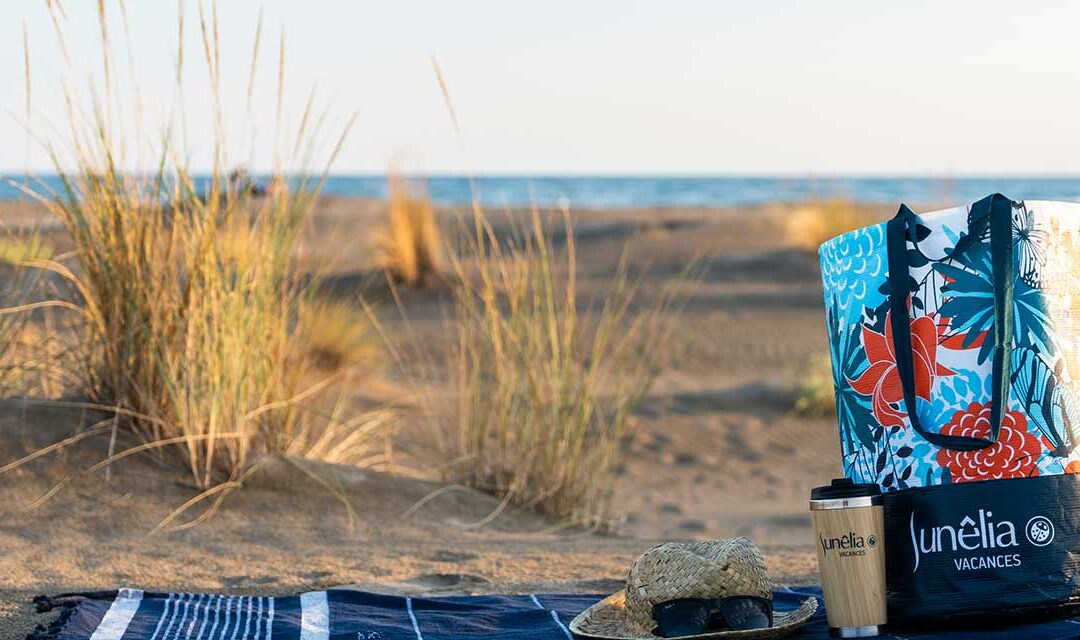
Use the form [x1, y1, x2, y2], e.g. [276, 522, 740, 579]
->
[28, 591, 121, 640]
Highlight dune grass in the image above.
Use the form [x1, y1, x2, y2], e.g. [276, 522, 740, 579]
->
[383, 62, 692, 527]
[431, 206, 686, 528]
[295, 297, 380, 373]
[0, 233, 55, 394]
[0, 234, 51, 267]
[376, 176, 443, 287]
[792, 352, 836, 417]
[3, 1, 389, 504]
[37, 168, 357, 492]
[784, 199, 878, 250]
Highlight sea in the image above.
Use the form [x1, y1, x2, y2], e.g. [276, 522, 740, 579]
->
[4, 174, 1080, 210]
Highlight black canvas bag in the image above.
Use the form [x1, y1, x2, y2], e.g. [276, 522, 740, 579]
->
[883, 475, 1080, 625]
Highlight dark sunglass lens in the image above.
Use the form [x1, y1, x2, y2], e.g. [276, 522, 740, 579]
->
[718, 597, 771, 631]
[653, 600, 710, 638]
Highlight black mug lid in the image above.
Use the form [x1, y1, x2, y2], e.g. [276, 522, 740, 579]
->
[810, 477, 881, 501]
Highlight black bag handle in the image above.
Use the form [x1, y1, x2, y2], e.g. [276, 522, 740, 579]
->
[885, 193, 1014, 451]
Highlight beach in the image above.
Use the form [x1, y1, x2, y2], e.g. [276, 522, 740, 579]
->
[0, 196, 891, 640]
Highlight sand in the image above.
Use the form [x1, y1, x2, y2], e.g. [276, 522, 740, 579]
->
[0, 197, 888, 640]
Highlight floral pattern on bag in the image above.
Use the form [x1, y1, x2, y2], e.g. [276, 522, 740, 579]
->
[935, 402, 1041, 482]
[819, 224, 887, 314]
[847, 312, 954, 429]
[820, 200, 1080, 490]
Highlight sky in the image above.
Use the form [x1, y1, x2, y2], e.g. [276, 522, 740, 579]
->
[1, 1, 1079, 175]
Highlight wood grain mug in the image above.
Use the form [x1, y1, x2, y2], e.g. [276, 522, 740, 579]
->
[810, 478, 886, 638]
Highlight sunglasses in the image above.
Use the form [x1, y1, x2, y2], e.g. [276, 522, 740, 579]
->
[651, 596, 773, 637]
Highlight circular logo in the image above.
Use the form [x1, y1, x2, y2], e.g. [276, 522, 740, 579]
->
[1026, 516, 1055, 546]
[866, 535, 877, 547]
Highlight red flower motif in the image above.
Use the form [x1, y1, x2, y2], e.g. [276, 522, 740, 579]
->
[1066, 460, 1080, 475]
[936, 402, 1042, 482]
[847, 312, 955, 428]
[941, 329, 987, 351]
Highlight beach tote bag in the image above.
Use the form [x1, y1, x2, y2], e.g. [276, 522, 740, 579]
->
[820, 194, 1080, 623]
[819, 193, 1080, 490]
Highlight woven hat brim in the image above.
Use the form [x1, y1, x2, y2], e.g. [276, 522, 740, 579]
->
[569, 591, 818, 640]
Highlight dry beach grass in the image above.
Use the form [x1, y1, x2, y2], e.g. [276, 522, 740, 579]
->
[433, 206, 688, 528]
[784, 198, 881, 251]
[2, 1, 388, 518]
[376, 177, 444, 288]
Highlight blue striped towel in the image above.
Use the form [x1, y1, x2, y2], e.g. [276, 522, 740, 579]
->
[28, 586, 1080, 639]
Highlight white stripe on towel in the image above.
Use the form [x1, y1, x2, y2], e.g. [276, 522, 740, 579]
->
[244, 598, 257, 640]
[191, 595, 214, 640]
[158, 593, 188, 640]
[212, 596, 232, 640]
[89, 588, 144, 640]
[405, 597, 423, 640]
[549, 611, 573, 640]
[528, 594, 572, 640]
[299, 591, 329, 640]
[147, 593, 175, 640]
[170, 592, 199, 640]
[264, 597, 275, 640]
[182, 594, 207, 640]
[220, 597, 236, 640]
[232, 595, 248, 640]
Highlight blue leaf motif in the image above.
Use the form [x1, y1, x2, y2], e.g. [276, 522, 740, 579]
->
[953, 376, 968, 398]
[934, 231, 1055, 367]
[941, 383, 956, 405]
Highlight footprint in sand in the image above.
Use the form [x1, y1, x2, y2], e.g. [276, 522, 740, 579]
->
[679, 519, 707, 533]
[428, 549, 479, 563]
[658, 502, 683, 515]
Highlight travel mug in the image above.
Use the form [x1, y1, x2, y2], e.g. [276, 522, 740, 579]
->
[810, 478, 886, 638]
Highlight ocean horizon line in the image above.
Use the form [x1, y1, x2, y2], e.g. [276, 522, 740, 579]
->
[3, 174, 1080, 209]
[8, 170, 1080, 179]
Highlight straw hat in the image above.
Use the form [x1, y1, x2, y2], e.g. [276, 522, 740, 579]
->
[570, 538, 817, 639]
